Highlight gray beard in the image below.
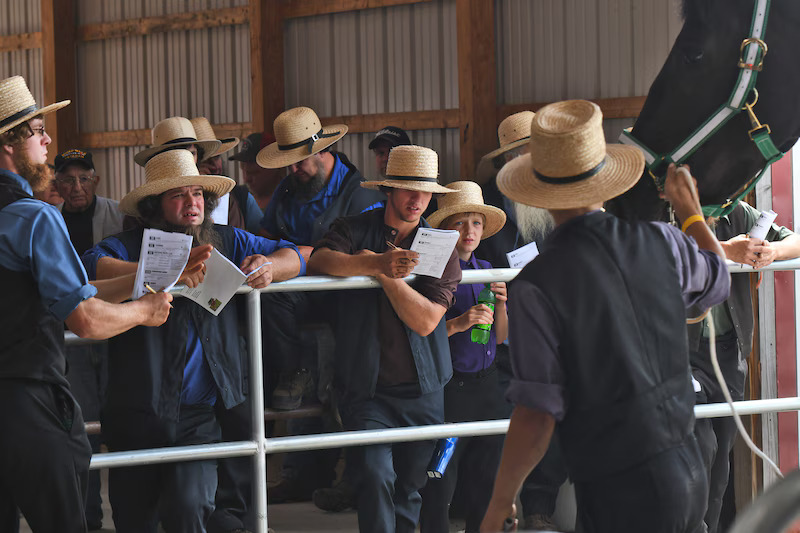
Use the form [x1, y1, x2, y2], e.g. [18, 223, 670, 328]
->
[149, 216, 222, 249]
[514, 202, 555, 244]
[290, 169, 327, 202]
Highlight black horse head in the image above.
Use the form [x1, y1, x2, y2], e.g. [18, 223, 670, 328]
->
[607, 0, 800, 221]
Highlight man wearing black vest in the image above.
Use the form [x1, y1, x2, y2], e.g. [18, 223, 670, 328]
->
[308, 145, 460, 533]
[0, 75, 174, 533]
[82, 149, 304, 532]
[481, 100, 731, 533]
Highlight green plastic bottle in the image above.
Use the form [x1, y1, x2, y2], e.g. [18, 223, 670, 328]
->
[471, 283, 496, 345]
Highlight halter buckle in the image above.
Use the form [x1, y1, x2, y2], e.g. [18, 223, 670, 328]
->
[738, 37, 768, 71]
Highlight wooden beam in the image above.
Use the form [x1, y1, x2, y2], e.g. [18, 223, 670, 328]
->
[0, 32, 42, 52]
[78, 122, 254, 150]
[41, 0, 79, 157]
[499, 96, 648, 123]
[281, 0, 431, 19]
[321, 109, 459, 133]
[76, 6, 248, 42]
[456, 0, 497, 179]
[251, 0, 285, 135]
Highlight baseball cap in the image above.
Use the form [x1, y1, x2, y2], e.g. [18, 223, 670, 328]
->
[54, 149, 94, 173]
[229, 132, 275, 163]
[368, 126, 411, 150]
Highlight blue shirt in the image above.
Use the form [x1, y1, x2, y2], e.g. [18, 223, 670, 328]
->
[0, 169, 97, 321]
[83, 226, 305, 405]
[446, 254, 497, 373]
[260, 153, 350, 245]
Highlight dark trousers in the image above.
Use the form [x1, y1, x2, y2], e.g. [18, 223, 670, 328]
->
[342, 387, 444, 533]
[420, 366, 506, 533]
[108, 405, 221, 533]
[0, 380, 92, 533]
[65, 343, 108, 529]
[574, 438, 708, 533]
[208, 398, 253, 533]
[495, 345, 567, 518]
[691, 333, 745, 533]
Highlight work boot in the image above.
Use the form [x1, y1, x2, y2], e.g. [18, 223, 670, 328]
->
[524, 513, 561, 531]
[312, 479, 357, 512]
[272, 369, 314, 410]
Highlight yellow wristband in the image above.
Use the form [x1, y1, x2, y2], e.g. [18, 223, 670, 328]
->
[681, 214, 705, 233]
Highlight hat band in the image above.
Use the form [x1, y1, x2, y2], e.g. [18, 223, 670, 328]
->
[501, 135, 530, 148]
[0, 105, 39, 129]
[278, 128, 340, 155]
[534, 158, 606, 185]
[164, 137, 198, 145]
[386, 174, 438, 183]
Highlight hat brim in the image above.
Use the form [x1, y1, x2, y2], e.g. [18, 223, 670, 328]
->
[481, 137, 530, 162]
[360, 179, 454, 194]
[205, 137, 240, 159]
[427, 203, 507, 239]
[119, 174, 236, 216]
[0, 100, 70, 135]
[475, 138, 530, 185]
[497, 145, 645, 210]
[134, 140, 222, 167]
[256, 125, 348, 169]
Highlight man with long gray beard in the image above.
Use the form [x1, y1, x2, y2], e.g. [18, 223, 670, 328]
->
[82, 149, 304, 532]
[254, 107, 385, 503]
[0, 75, 173, 533]
[473, 111, 567, 532]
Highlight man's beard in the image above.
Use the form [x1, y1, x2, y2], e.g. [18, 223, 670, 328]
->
[147, 214, 222, 249]
[12, 147, 52, 193]
[289, 165, 327, 202]
[514, 202, 555, 244]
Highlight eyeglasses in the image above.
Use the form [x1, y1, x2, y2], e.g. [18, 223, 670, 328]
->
[26, 124, 46, 138]
[55, 176, 94, 187]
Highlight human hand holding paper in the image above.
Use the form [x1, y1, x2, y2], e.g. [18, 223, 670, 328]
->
[240, 255, 273, 289]
[179, 244, 213, 288]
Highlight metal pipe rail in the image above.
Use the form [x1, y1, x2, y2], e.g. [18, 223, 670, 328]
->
[64, 260, 800, 532]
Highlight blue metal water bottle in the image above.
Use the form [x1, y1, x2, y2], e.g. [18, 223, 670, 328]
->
[426, 437, 458, 478]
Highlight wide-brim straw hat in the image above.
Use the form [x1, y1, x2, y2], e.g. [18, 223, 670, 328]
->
[0, 76, 70, 135]
[256, 107, 347, 169]
[361, 145, 454, 194]
[427, 181, 506, 238]
[475, 111, 535, 185]
[497, 100, 645, 210]
[120, 149, 235, 216]
[190, 116, 239, 160]
[134, 116, 222, 167]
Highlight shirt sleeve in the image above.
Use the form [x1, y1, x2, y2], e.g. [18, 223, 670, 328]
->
[24, 205, 98, 320]
[230, 227, 306, 276]
[653, 222, 731, 310]
[413, 247, 461, 309]
[244, 193, 263, 235]
[506, 280, 568, 421]
[313, 217, 356, 255]
[81, 236, 131, 281]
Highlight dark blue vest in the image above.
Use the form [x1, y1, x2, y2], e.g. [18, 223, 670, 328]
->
[518, 211, 694, 481]
[0, 175, 68, 387]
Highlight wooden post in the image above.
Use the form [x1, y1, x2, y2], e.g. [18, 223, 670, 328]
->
[41, 0, 79, 158]
[250, 0, 285, 136]
[456, 0, 497, 179]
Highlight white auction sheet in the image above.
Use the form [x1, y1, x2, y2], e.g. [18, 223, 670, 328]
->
[172, 248, 248, 316]
[132, 229, 193, 300]
[409, 228, 459, 279]
[748, 209, 777, 241]
[210, 193, 230, 225]
[506, 241, 539, 269]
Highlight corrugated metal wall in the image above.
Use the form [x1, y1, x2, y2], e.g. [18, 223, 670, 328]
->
[76, 0, 250, 199]
[495, 0, 683, 143]
[284, 0, 460, 182]
[0, 1, 43, 111]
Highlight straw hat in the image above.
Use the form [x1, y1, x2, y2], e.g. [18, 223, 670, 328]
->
[0, 76, 70, 135]
[497, 100, 644, 210]
[256, 107, 347, 169]
[120, 149, 235, 216]
[361, 145, 454, 194]
[427, 181, 506, 238]
[190, 117, 239, 160]
[133, 116, 222, 167]
[475, 111, 535, 185]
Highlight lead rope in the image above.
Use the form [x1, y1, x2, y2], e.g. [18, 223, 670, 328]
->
[707, 314, 783, 478]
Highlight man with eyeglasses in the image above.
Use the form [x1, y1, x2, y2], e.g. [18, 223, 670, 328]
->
[53, 148, 125, 530]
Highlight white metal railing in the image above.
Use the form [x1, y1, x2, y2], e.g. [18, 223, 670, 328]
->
[63, 261, 800, 533]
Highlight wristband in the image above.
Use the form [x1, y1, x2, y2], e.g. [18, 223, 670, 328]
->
[681, 214, 705, 233]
